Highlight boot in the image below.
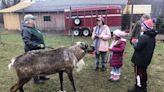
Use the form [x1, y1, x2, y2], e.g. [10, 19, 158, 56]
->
[142, 88, 147, 92]
[33, 76, 44, 84]
[101, 66, 106, 71]
[109, 74, 114, 80]
[95, 67, 99, 71]
[128, 86, 147, 92]
[39, 76, 50, 81]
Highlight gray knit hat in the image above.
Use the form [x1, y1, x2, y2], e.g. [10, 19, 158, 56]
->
[24, 14, 36, 22]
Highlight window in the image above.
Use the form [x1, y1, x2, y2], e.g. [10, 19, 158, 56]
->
[84, 11, 91, 16]
[97, 10, 106, 15]
[43, 16, 51, 21]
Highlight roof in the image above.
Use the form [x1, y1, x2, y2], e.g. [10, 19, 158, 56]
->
[0, 2, 34, 13]
[0, 0, 127, 13]
[123, 5, 152, 14]
[69, 5, 121, 12]
[19, 0, 127, 12]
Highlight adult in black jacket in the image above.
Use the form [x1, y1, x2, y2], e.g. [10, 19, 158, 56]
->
[21, 14, 49, 84]
[128, 19, 157, 92]
[130, 14, 150, 44]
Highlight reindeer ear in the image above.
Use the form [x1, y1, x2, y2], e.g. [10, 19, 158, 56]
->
[78, 42, 87, 51]
[80, 42, 87, 48]
[85, 44, 88, 49]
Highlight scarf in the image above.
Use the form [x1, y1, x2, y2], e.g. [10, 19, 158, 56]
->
[94, 26, 102, 54]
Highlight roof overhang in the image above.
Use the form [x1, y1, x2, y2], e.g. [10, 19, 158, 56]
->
[0, 2, 34, 13]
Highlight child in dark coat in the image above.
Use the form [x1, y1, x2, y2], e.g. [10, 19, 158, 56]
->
[128, 19, 157, 92]
[108, 29, 127, 81]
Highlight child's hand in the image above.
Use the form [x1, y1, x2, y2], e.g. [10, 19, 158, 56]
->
[108, 47, 112, 51]
[98, 35, 103, 39]
[131, 38, 138, 44]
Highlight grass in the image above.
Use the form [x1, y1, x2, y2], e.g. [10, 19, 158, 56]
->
[0, 31, 164, 92]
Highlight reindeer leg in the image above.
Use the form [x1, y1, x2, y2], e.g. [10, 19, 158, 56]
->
[10, 83, 18, 92]
[59, 71, 64, 91]
[66, 70, 77, 92]
[10, 77, 31, 92]
[19, 77, 31, 92]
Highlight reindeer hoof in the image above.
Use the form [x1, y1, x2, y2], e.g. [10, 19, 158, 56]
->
[59, 90, 66, 92]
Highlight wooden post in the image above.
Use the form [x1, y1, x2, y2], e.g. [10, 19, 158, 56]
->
[0, 27, 4, 45]
[69, 6, 74, 45]
[129, 0, 134, 33]
[0, 29, 2, 43]
[163, 0, 164, 15]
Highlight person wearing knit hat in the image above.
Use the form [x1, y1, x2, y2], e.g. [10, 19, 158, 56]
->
[113, 29, 128, 37]
[108, 29, 127, 81]
[128, 18, 157, 92]
[130, 14, 151, 44]
[24, 14, 36, 22]
[91, 16, 111, 71]
[21, 14, 50, 84]
[142, 19, 154, 31]
[96, 16, 105, 25]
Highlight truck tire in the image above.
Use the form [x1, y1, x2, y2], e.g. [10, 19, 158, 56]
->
[74, 17, 81, 26]
[73, 28, 80, 36]
[82, 28, 90, 37]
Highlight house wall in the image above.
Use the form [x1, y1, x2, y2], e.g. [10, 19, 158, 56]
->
[3, 13, 21, 30]
[2, 12, 65, 32]
[19, 12, 65, 32]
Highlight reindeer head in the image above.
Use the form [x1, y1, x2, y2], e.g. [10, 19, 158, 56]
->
[76, 42, 88, 53]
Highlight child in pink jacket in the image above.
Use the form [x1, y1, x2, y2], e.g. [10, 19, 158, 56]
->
[108, 29, 127, 81]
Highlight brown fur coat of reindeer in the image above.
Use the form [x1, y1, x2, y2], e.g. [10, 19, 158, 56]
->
[8, 42, 88, 92]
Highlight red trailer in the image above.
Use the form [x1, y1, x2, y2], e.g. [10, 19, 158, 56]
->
[64, 5, 122, 36]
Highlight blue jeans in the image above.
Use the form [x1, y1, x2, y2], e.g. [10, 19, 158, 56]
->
[111, 67, 121, 75]
[95, 51, 107, 68]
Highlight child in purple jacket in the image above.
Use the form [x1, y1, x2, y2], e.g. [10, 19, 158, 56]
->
[108, 29, 127, 81]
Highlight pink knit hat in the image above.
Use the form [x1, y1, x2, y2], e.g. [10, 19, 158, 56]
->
[142, 19, 154, 31]
[113, 29, 127, 37]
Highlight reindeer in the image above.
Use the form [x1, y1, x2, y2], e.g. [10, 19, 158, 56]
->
[8, 42, 88, 92]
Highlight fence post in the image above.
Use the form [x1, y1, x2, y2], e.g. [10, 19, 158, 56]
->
[69, 6, 74, 45]
[129, 0, 134, 33]
[0, 27, 3, 44]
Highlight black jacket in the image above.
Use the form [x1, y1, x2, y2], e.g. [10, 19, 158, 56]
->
[131, 30, 157, 68]
[21, 23, 45, 52]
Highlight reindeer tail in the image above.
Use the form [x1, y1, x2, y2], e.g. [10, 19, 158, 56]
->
[8, 57, 16, 70]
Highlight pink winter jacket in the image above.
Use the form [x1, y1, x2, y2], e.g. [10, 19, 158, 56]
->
[92, 25, 111, 52]
[109, 38, 126, 67]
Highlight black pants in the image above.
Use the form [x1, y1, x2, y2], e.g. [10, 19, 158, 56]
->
[134, 65, 147, 89]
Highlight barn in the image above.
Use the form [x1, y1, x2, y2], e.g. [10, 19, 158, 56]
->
[0, 0, 127, 33]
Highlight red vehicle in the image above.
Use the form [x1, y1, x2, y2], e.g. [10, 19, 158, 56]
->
[64, 5, 122, 36]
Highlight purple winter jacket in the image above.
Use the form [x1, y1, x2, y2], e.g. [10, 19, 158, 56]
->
[109, 39, 126, 68]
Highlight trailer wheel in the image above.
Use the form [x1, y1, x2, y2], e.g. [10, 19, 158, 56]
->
[74, 17, 81, 25]
[82, 28, 90, 37]
[73, 28, 80, 36]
